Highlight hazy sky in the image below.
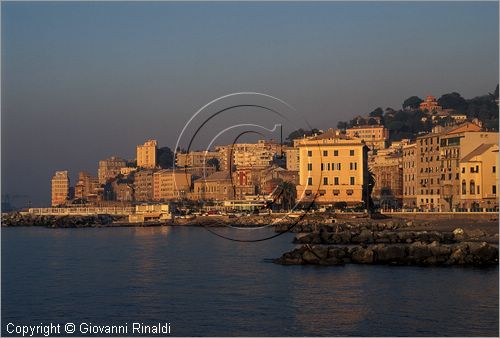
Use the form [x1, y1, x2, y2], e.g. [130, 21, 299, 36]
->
[2, 1, 498, 206]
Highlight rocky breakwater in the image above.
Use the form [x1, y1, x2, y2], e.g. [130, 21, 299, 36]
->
[294, 227, 496, 245]
[1, 212, 120, 228]
[273, 241, 499, 266]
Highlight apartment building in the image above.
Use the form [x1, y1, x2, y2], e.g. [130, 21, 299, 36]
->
[346, 125, 389, 150]
[296, 129, 368, 206]
[284, 146, 300, 171]
[98, 156, 127, 184]
[215, 139, 281, 171]
[439, 122, 498, 210]
[402, 143, 417, 208]
[175, 150, 219, 168]
[459, 144, 499, 210]
[74, 172, 99, 201]
[133, 169, 155, 202]
[137, 139, 157, 169]
[51, 171, 70, 206]
[192, 171, 235, 201]
[369, 149, 403, 209]
[153, 169, 192, 201]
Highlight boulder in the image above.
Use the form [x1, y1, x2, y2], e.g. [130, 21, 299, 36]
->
[352, 229, 373, 244]
[453, 228, 465, 241]
[350, 247, 374, 264]
[375, 244, 407, 263]
[409, 242, 432, 262]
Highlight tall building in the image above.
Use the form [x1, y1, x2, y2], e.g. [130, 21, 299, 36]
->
[346, 125, 389, 150]
[402, 143, 417, 208]
[137, 139, 157, 169]
[284, 146, 300, 171]
[133, 169, 155, 202]
[415, 126, 445, 211]
[98, 156, 127, 184]
[153, 169, 192, 201]
[438, 122, 498, 211]
[459, 144, 499, 210]
[51, 170, 70, 206]
[296, 129, 368, 206]
[74, 172, 99, 201]
[369, 149, 403, 209]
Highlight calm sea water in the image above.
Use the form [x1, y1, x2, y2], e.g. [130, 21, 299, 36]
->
[2, 226, 498, 336]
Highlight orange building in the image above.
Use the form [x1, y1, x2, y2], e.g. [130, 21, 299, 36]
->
[419, 95, 442, 112]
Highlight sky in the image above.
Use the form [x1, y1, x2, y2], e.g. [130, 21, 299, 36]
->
[2, 1, 499, 206]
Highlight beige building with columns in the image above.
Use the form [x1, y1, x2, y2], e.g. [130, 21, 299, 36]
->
[346, 125, 389, 151]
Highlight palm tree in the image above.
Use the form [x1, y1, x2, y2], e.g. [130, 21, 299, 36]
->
[272, 181, 297, 211]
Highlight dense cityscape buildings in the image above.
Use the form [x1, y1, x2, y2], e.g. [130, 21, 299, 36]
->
[48, 93, 499, 213]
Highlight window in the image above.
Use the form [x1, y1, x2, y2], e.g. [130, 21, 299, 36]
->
[321, 163, 324, 171]
[470, 167, 474, 173]
[334, 150, 339, 156]
[470, 180, 475, 195]
[477, 185, 480, 194]
[493, 185, 497, 195]
[323, 177, 328, 185]
[323, 150, 328, 156]
[493, 166, 496, 173]
[350, 177, 355, 185]
[346, 189, 354, 196]
[336, 163, 341, 170]
[307, 177, 313, 185]
[334, 177, 339, 185]
[350, 150, 354, 156]
[476, 165, 479, 173]
[328, 163, 331, 171]
[462, 180, 466, 195]
[307, 163, 312, 171]
[307, 150, 312, 157]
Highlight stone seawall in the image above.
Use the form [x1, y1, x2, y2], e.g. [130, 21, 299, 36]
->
[1, 213, 123, 228]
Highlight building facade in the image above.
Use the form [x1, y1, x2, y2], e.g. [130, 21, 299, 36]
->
[419, 95, 442, 112]
[192, 171, 235, 201]
[439, 123, 498, 211]
[74, 172, 99, 202]
[459, 144, 499, 210]
[51, 171, 70, 206]
[402, 143, 417, 208]
[175, 151, 219, 168]
[137, 139, 157, 169]
[133, 169, 155, 202]
[98, 156, 127, 184]
[153, 169, 192, 201]
[296, 129, 368, 206]
[215, 139, 281, 171]
[284, 146, 300, 171]
[346, 125, 389, 150]
[369, 150, 403, 209]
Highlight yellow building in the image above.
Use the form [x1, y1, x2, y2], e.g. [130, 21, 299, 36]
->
[137, 139, 157, 169]
[51, 171, 70, 206]
[439, 122, 497, 210]
[346, 125, 389, 150]
[459, 144, 499, 210]
[153, 169, 192, 201]
[98, 156, 127, 184]
[296, 129, 368, 206]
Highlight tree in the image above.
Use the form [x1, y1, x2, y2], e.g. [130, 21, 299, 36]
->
[437, 92, 467, 111]
[337, 121, 349, 130]
[207, 157, 220, 171]
[402, 96, 423, 110]
[271, 181, 296, 211]
[369, 107, 384, 117]
[368, 118, 378, 125]
[157, 147, 174, 169]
